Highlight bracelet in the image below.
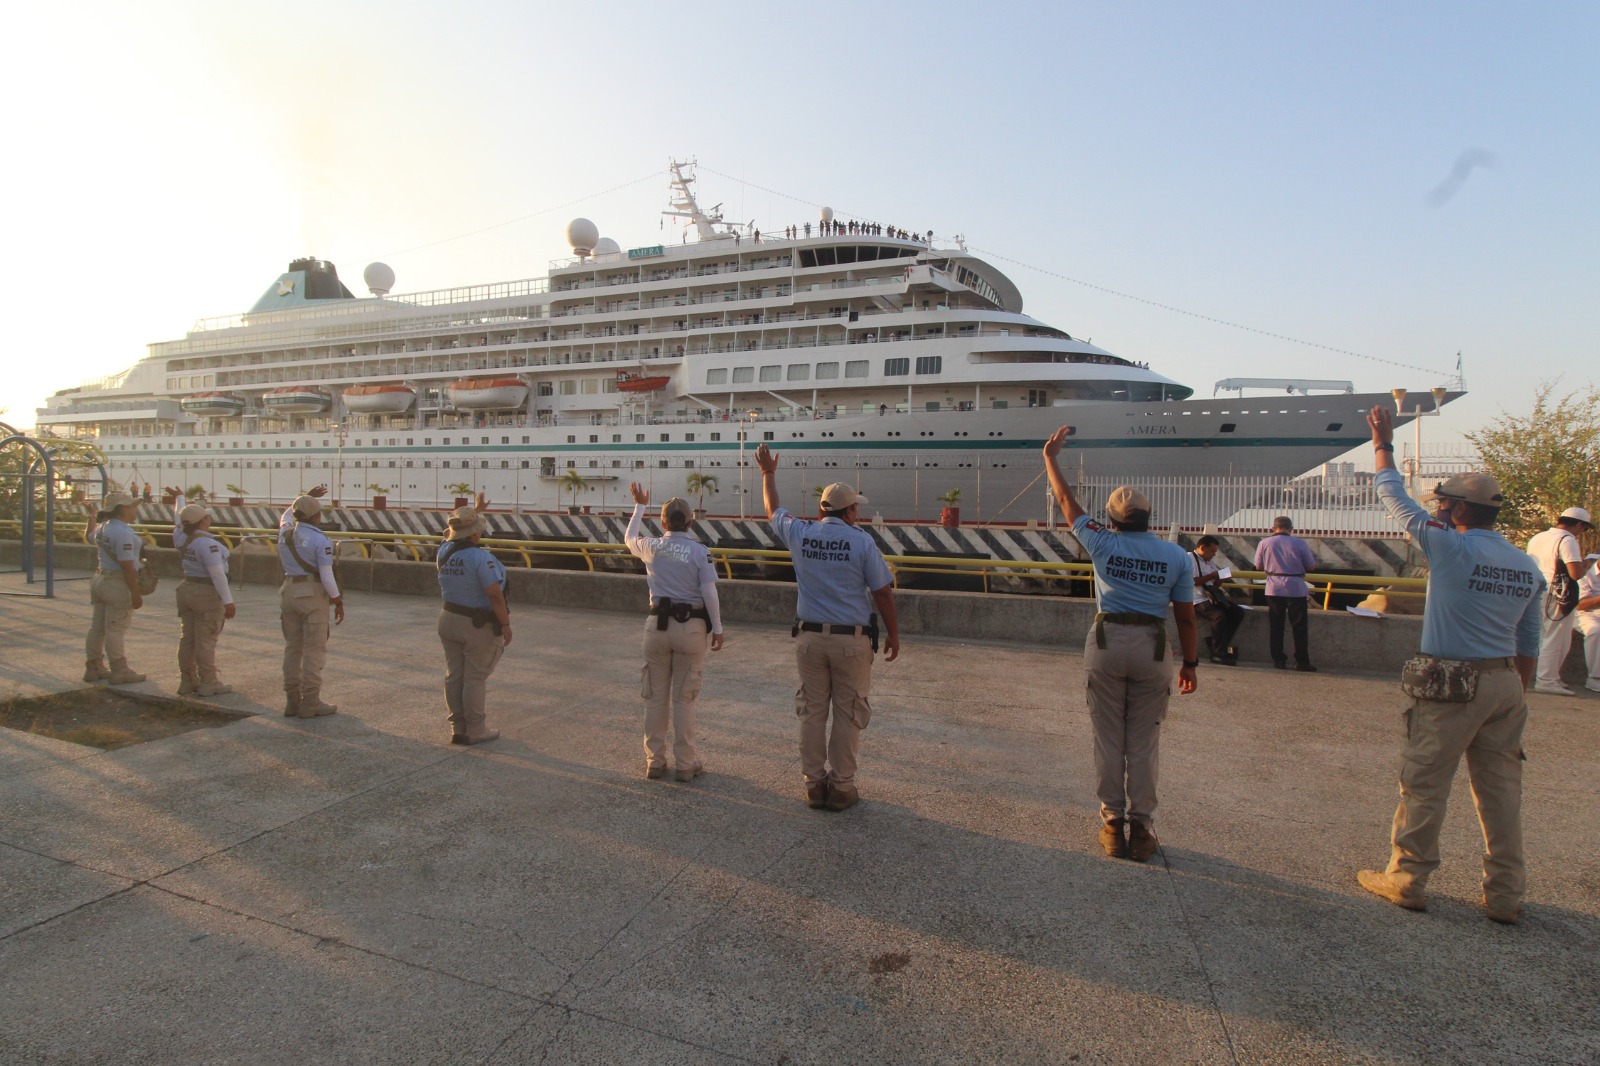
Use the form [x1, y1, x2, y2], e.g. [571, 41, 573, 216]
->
[1374, 442, 1394, 453]
[1182, 659, 1200, 669]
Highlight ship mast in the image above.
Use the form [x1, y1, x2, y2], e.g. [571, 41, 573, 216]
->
[661, 159, 736, 242]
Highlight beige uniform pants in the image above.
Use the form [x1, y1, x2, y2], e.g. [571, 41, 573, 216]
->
[280, 580, 330, 701]
[439, 610, 504, 736]
[176, 580, 226, 684]
[1386, 667, 1526, 910]
[641, 616, 707, 769]
[1084, 621, 1172, 827]
[86, 571, 133, 664]
[795, 630, 874, 788]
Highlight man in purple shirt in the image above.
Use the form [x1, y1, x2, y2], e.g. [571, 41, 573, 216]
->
[1253, 517, 1320, 671]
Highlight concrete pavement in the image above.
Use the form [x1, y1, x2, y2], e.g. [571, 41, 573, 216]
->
[1, 568, 1597, 1065]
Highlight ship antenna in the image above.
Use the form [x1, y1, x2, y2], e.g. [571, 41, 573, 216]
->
[661, 158, 733, 242]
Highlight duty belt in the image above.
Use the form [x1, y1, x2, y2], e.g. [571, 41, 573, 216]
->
[1093, 611, 1167, 661]
[793, 615, 880, 653]
[1418, 653, 1515, 673]
[652, 598, 710, 630]
[443, 601, 504, 636]
[283, 574, 319, 584]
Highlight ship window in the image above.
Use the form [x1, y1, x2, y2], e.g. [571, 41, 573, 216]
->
[710, 432, 722, 441]
[567, 435, 576, 443]
[1325, 422, 1343, 431]
[659, 460, 670, 468]
[706, 368, 728, 385]
[443, 437, 451, 445]
[422, 461, 431, 468]
[1220, 423, 1237, 433]
[522, 437, 529, 444]
[589, 460, 599, 468]
[424, 438, 432, 445]
[661, 433, 670, 442]
[845, 360, 869, 379]
[405, 461, 413, 468]
[612, 460, 622, 468]
[442, 461, 451, 468]
[407, 438, 414, 446]
[501, 461, 509, 469]
[787, 364, 810, 381]
[884, 358, 910, 377]
[589, 435, 599, 443]
[581, 379, 599, 394]
[636, 434, 645, 442]
[538, 382, 553, 396]
[480, 460, 488, 468]
[479, 436, 488, 444]
[636, 460, 646, 469]
[685, 433, 695, 442]
[732, 367, 754, 383]
[763, 431, 775, 441]
[522, 460, 530, 468]
[915, 356, 942, 374]
[560, 380, 576, 394]
[816, 362, 840, 379]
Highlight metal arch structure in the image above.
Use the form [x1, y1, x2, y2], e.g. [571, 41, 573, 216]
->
[0, 421, 110, 598]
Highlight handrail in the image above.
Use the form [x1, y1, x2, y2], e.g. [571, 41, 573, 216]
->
[0, 518, 1429, 605]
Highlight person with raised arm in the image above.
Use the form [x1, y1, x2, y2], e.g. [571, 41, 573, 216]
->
[756, 443, 898, 812]
[1043, 426, 1198, 862]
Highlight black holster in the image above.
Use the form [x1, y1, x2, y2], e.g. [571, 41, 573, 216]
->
[444, 601, 503, 637]
[653, 598, 709, 630]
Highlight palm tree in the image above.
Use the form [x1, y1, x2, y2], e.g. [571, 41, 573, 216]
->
[558, 469, 587, 512]
[686, 472, 718, 514]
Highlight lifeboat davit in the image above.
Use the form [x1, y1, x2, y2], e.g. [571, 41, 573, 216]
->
[262, 387, 331, 414]
[180, 392, 245, 416]
[449, 377, 528, 410]
[343, 384, 416, 414]
[616, 371, 670, 393]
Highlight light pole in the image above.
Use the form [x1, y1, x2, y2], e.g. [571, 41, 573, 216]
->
[737, 409, 758, 519]
[333, 420, 348, 506]
[1392, 387, 1449, 497]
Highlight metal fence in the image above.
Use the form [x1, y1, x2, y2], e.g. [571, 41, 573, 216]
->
[1072, 473, 1424, 536]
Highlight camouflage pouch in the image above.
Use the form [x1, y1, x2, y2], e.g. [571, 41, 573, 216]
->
[1399, 655, 1478, 703]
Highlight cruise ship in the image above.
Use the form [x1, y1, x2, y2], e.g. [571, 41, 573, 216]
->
[37, 162, 1460, 524]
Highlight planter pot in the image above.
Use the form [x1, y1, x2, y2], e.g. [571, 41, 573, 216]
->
[372, 496, 387, 510]
[940, 506, 960, 528]
[228, 497, 244, 507]
[567, 505, 581, 515]
[454, 497, 470, 508]
[581, 505, 592, 515]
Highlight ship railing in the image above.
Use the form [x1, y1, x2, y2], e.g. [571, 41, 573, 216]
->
[1, 518, 1426, 607]
[1070, 474, 1427, 540]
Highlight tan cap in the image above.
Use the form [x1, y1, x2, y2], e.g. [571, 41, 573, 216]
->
[1560, 506, 1593, 525]
[178, 503, 211, 526]
[1420, 473, 1504, 508]
[445, 506, 488, 542]
[819, 483, 867, 510]
[1105, 486, 1152, 522]
[101, 492, 136, 511]
[660, 497, 693, 525]
[291, 494, 323, 519]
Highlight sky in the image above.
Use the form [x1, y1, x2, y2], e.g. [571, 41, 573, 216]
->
[2, 1, 1596, 461]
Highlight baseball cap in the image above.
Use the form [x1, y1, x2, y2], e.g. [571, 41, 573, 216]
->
[445, 506, 488, 542]
[1105, 486, 1152, 522]
[101, 492, 136, 510]
[178, 503, 211, 525]
[291, 494, 323, 519]
[819, 483, 867, 510]
[1560, 506, 1593, 525]
[1419, 474, 1504, 507]
[659, 497, 693, 525]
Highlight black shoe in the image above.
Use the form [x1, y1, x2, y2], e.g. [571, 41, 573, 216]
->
[1295, 663, 1318, 673]
[1274, 661, 1288, 670]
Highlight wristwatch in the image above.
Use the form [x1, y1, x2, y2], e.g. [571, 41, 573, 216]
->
[1182, 659, 1200, 669]
[1374, 443, 1394, 453]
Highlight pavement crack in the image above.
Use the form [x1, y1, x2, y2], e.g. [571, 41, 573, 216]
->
[1156, 845, 1242, 1065]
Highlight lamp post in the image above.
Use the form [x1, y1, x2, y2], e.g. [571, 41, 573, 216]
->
[1392, 387, 1449, 497]
[737, 409, 759, 519]
[333, 420, 348, 506]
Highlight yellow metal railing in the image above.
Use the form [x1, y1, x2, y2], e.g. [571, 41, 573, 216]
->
[0, 518, 1427, 605]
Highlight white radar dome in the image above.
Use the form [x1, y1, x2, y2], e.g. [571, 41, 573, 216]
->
[820, 206, 834, 223]
[566, 218, 600, 255]
[363, 262, 395, 296]
[594, 237, 621, 255]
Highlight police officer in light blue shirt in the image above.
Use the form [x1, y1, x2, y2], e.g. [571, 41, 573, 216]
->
[84, 492, 148, 684]
[757, 443, 899, 813]
[1044, 427, 1198, 864]
[436, 503, 512, 745]
[278, 494, 344, 718]
[1357, 405, 1542, 925]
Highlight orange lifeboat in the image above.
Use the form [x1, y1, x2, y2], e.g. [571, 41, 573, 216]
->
[448, 377, 528, 410]
[616, 371, 670, 393]
[343, 384, 416, 414]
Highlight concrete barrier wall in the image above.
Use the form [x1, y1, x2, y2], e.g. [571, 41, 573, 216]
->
[7, 539, 1588, 682]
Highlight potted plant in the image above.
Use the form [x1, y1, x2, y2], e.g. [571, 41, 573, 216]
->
[185, 484, 208, 503]
[367, 484, 390, 510]
[686, 472, 718, 518]
[225, 483, 246, 507]
[445, 482, 473, 508]
[938, 488, 962, 528]
[557, 469, 587, 514]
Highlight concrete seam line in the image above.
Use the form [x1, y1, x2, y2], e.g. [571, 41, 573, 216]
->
[1157, 849, 1243, 1065]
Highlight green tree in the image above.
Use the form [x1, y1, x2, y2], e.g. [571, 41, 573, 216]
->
[557, 469, 588, 510]
[1465, 382, 1600, 549]
[685, 472, 718, 513]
